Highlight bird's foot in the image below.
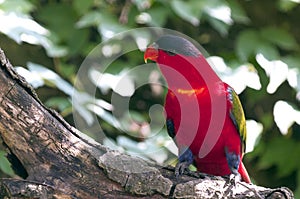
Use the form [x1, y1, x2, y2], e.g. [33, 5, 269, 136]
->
[228, 173, 241, 186]
[225, 174, 264, 199]
[163, 164, 204, 179]
[175, 161, 191, 177]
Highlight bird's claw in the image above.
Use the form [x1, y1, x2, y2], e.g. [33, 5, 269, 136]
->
[227, 174, 264, 199]
[228, 173, 241, 186]
[175, 161, 191, 177]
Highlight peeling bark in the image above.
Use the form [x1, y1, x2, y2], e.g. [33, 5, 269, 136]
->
[0, 48, 294, 198]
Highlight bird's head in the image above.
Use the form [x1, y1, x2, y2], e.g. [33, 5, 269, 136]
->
[144, 35, 201, 64]
[144, 35, 208, 89]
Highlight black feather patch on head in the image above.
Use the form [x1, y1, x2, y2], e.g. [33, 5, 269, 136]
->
[155, 35, 201, 57]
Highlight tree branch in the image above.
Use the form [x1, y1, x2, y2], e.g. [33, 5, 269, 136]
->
[0, 48, 294, 198]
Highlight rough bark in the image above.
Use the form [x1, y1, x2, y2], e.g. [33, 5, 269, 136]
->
[0, 48, 294, 198]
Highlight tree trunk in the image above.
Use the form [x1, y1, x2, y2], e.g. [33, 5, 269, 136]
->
[0, 48, 294, 198]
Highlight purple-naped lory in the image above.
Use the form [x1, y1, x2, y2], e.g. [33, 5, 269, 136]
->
[144, 35, 251, 183]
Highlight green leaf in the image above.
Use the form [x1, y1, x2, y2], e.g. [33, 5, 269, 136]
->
[171, 0, 202, 26]
[237, 29, 279, 61]
[236, 30, 260, 61]
[117, 136, 141, 152]
[87, 103, 120, 128]
[260, 27, 298, 50]
[206, 17, 230, 36]
[0, 151, 15, 176]
[277, 0, 300, 12]
[43, 41, 68, 57]
[146, 7, 168, 26]
[36, 2, 78, 41]
[227, 0, 250, 24]
[45, 97, 71, 112]
[76, 11, 102, 28]
[116, 135, 169, 164]
[204, 3, 233, 25]
[27, 62, 74, 96]
[73, 93, 95, 126]
[97, 12, 128, 39]
[15, 66, 44, 88]
[256, 41, 279, 60]
[0, 0, 34, 14]
[0, 9, 67, 57]
[67, 29, 89, 55]
[73, 0, 94, 15]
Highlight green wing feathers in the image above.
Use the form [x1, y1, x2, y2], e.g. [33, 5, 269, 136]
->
[228, 87, 247, 153]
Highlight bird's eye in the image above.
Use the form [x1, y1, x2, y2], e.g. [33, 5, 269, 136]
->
[165, 51, 176, 56]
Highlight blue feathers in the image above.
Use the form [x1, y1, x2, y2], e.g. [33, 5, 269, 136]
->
[166, 118, 176, 138]
[178, 146, 194, 165]
[225, 147, 240, 175]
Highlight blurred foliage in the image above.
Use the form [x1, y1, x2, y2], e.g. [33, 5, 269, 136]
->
[0, 0, 300, 196]
[0, 151, 14, 177]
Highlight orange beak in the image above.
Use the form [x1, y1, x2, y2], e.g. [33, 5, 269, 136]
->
[144, 43, 159, 63]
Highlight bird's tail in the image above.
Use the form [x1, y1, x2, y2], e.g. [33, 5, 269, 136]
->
[239, 162, 251, 183]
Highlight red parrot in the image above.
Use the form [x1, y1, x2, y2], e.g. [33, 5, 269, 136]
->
[144, 35, 251, 183]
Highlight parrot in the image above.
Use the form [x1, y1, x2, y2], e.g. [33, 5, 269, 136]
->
[144, 35, 251, 183]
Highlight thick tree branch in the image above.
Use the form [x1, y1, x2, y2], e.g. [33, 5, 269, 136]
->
[0, 48, 294, 198]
